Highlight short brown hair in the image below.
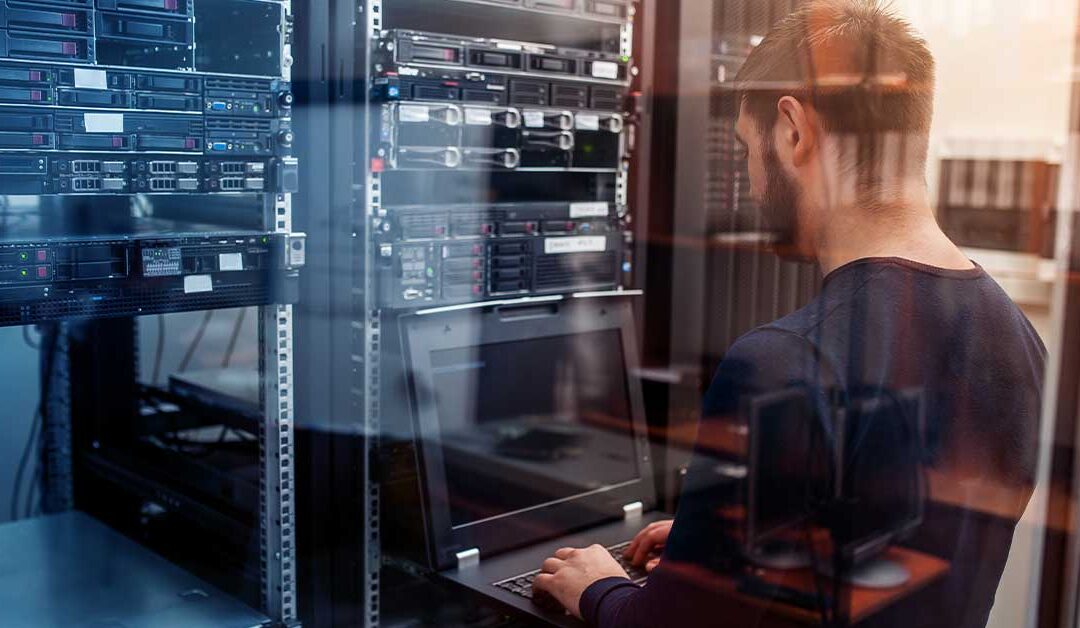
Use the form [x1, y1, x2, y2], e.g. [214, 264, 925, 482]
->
[735, 0, 935, 170]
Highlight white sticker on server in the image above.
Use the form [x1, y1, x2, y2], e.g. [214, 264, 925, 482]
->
[575, 114, 600, 131]
[569, 202, 609, 218]
[73, 68, 108, 90]
[544, 236, 607, 255]
[524, 110, 545, 128]
[218, 252, 244, 271]
[399, 104, 430, 123]
[465, 108, 493, 126]
[84, 113, 124, 133]
[183, 275, 213, 294]
[591, 61, 619, 80]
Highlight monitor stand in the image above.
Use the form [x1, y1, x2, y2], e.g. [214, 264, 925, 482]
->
[746, 541, 812, 570]
[823, 557, 911, 589]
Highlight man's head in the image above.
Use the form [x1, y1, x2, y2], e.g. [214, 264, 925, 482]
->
[733, 0, 936, 259]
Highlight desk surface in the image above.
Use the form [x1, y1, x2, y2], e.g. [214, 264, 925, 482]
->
[746, 546, 949, 625]
[0, 511, 268, 628]
[652, 415, 1031, 522]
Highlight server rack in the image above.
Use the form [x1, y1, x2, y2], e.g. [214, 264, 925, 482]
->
[293, 0, 651, 625]
[0, 1, 303, 626]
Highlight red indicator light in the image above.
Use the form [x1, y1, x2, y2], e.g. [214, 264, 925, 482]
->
[165, 0, 179, 10]
[31, 134, 44, 145]
[61, 42, 77, 55]
[29, 71, 41, 81]
[184, 137, 197, 149]
[30, 90, 42, 101]
[112, 136, 124, 147]
[472, 285, 482, 295]
[443, 81, 459, 87]
[371, 158, 385, 172]
[36, 266, 48, 279]
[62, 14, 76, 28]
[36, 250, 47, 262]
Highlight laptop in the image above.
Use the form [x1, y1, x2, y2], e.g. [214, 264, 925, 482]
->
[401, 298, 668, 626]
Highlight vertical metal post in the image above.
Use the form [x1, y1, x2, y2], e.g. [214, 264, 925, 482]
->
[260, 0, 298, 624]
[363, 2, 384, 625]
[261, 303, 298, 625]
[42, 324, 73, 514]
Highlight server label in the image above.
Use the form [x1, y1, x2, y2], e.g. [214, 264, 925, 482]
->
[544, 236, 607, 254]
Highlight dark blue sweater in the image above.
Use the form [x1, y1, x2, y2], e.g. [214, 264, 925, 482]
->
[581, 257, 1046, 628]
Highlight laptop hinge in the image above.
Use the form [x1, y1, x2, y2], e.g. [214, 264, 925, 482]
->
[623, 501, 644, 520]
[456, 548, 480, 569]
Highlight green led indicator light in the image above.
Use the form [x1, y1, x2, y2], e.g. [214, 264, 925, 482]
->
[621, 55, 630, 62]
[18, 252, 28, 261]
[262, 236, 269, 244]
[19, 269, 27, 277]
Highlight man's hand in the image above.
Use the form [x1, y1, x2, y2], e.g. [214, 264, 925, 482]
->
[624, 519, 673, 571]
[533, 545, 630, 619]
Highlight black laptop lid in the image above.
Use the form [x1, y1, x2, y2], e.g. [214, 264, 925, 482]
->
[403, 298, 656, 570]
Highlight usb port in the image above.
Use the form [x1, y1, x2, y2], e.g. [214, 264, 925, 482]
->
[220, 177, 244, 191]
[71, 177, 102, 191]
[149, 178, 177, 191]
[71, 160, 100, 174]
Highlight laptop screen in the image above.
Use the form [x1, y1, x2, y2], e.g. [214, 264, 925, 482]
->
[429, 329, 641, 529]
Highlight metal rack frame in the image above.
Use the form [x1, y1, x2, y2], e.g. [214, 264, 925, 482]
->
[31, 0, 302, 625]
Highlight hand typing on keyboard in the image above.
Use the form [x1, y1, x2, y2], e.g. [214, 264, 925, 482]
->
[623, 519, 674, 572]
[530, 544, 637, 619]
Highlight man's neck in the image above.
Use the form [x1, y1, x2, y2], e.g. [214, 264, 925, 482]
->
[814, 201, 974, 276]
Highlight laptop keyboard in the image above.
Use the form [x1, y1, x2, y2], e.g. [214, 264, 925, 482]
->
[493, 541, 649, 600]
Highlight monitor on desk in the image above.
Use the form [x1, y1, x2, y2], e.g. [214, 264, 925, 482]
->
[744, 386, 925, 586]
[745, 388, 829, 570]
[403, 299, 656, 570]
[831, 389, 927, 587]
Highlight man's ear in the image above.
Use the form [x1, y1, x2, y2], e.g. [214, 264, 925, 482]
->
[776, 96, 817, 167]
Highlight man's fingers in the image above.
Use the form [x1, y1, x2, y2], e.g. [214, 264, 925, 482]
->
[541, 557, 564, 574]
[554, 547, 577, 560]
[625, 522, 662, 557]
[532, 573, 556, 593]
[646, 557, 660, 573]
[631, 528, 663, 566]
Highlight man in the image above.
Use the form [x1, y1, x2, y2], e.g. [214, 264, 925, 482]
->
[532, 1, 1046, 627]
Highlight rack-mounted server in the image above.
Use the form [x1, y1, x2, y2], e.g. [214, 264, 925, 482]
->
[0, 224, 305, 326]
[375, 202, 628, 308]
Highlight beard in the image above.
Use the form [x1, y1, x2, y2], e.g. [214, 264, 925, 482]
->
[758, 144, 803, 258]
